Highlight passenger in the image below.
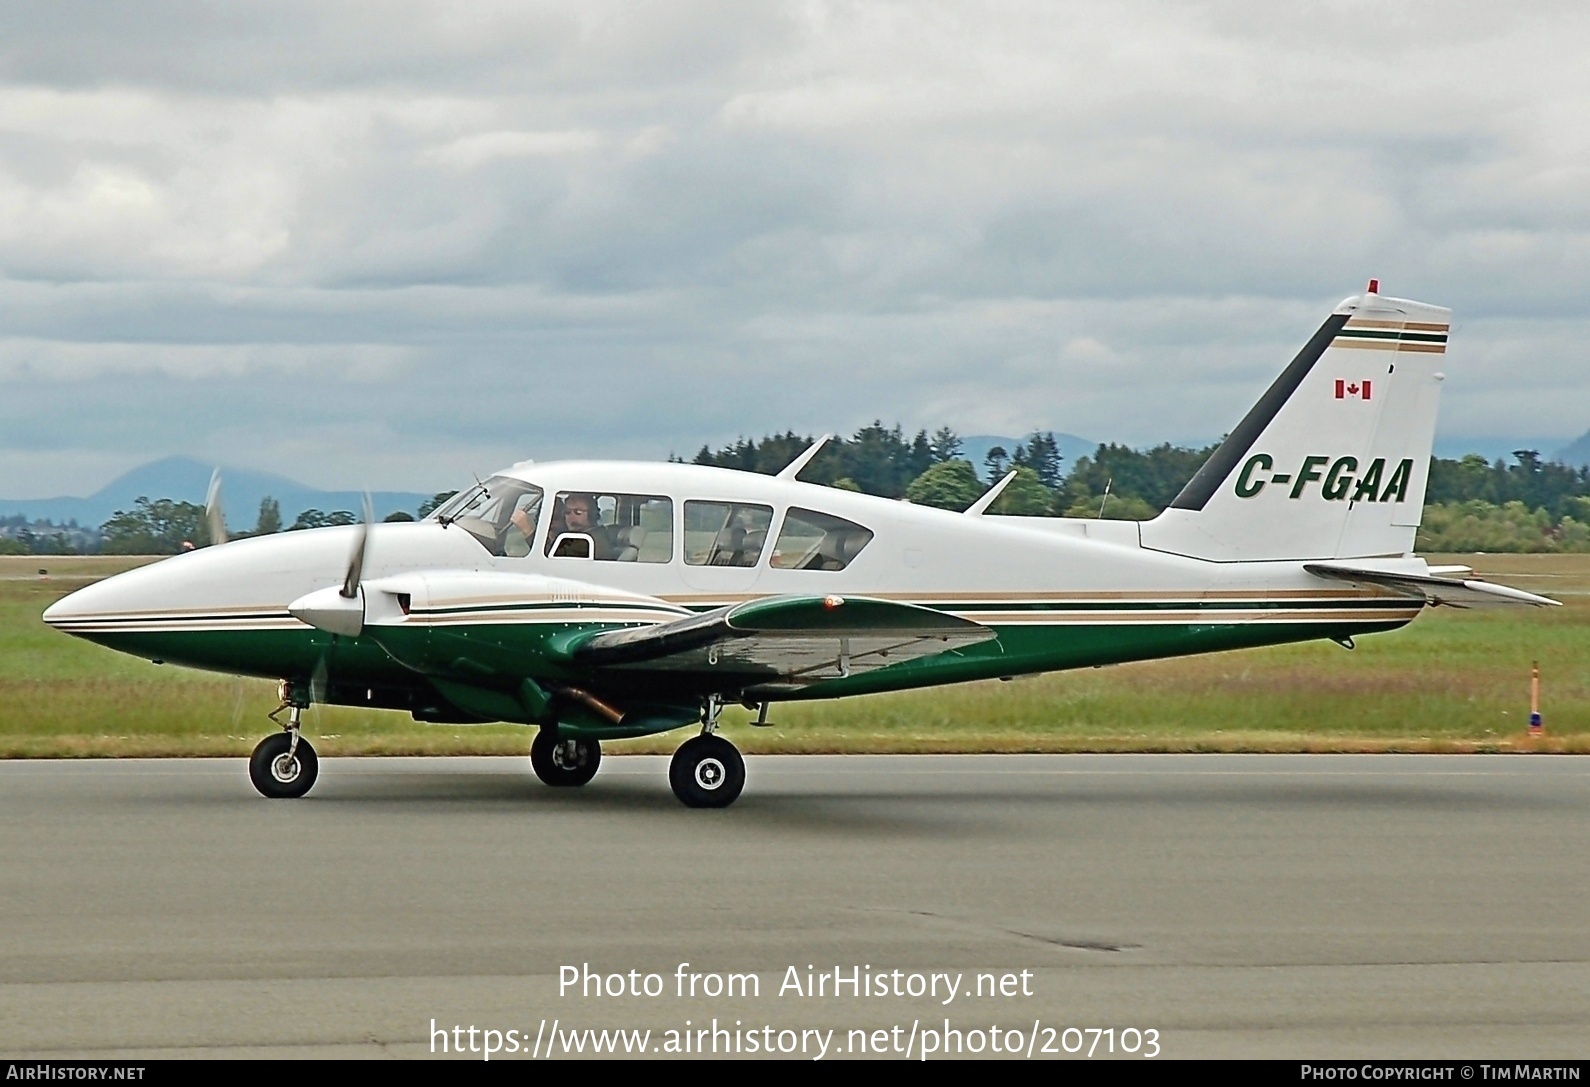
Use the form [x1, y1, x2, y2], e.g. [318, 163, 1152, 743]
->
[545, 493, 615, 559]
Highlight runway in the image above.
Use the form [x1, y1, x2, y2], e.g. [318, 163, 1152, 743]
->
[1, 754, 1586, 1059]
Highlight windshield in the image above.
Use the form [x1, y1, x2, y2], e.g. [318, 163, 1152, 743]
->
[428, 475, 544, 557]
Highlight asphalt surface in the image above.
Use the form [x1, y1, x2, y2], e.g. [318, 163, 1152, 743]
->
[1, 753, 1586, 1060]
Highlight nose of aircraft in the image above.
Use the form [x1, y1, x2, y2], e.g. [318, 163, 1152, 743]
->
[41, 521, 481, 667]
[41, 527, 370, 646]
[41, 546, 258, 637]
[42, 538, 324, 678]
[41, 563, 157, 631]
[40, 528, 372, 679]
[44, 527, 365, 629]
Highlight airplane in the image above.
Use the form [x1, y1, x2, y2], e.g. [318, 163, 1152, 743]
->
[42, 282, 1558, 807]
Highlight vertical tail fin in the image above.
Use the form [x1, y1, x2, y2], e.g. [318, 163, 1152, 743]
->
[1140, 285, 1449, 562]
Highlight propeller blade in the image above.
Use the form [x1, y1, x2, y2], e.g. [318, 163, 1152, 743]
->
[205, 468, 227, 546]
[339, 492, 375, 600]
[228, 676, 247, 733]
[310, 653, 330, 707]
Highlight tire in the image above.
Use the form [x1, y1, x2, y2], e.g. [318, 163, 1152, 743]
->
[249, 733, 319, 799]
[530, 729, 601, 787]
[668, 734, 745, 809]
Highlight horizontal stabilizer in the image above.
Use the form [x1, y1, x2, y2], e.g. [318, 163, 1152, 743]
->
[572, 594, 995, 683]
[1304, 563, 1561, 609]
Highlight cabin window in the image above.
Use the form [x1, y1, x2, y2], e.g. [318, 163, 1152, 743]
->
[546, 492, 673, 562]
[429, 476, 544, 558]
[769, 507, 874, 570]
[684, 502, 774, 567]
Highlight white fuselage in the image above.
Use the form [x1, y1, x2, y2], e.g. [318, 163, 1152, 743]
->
[45, 460, 1423, 655]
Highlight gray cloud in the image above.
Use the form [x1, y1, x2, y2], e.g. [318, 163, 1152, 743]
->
[1, 1, 1587, 497]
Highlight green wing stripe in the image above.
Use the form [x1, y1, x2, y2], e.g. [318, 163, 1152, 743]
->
[724, 595, 985, 633]
[414, 600, 685, 618]
[571, 594, 991, 667]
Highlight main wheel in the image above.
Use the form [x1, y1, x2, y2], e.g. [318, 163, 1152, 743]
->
[668, 735, 745, 809]
[249, 733, 319, 799]
[530, 730, 601, 787]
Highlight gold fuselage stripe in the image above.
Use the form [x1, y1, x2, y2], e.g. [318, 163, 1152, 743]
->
[1333, 340, 1446, 353]
[1343, 319, 1449, 332]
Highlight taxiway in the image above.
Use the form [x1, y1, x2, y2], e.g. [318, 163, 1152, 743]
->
[1, 754, 1585, 1058]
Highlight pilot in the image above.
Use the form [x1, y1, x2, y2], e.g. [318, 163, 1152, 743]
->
[546, 493, 615, 559]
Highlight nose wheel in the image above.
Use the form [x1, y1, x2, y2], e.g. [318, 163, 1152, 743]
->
[250, 697, 318, 799]
[530, 729, 602, 787]
[669, 734, 745, 808]
[249, 730, 319, 799]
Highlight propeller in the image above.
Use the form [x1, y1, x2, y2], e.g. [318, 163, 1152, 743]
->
[205, 468, 227, 546]
[228, 675, 248, 734]
[287, 491, 375, 639]
[310, 652, 331, 708]
[340, 493, 375, 599]
[300, 495, 373, 712]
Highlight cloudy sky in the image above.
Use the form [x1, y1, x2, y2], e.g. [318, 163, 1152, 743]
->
[2, 0, 1587, 497]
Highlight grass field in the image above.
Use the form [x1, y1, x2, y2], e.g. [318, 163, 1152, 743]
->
[2, 553, 1586, 757]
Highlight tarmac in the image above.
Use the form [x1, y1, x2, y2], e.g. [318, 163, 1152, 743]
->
[1, 753, 1585, 1059]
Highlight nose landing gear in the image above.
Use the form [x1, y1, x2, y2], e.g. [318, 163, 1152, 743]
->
[249, 700, 319, 799]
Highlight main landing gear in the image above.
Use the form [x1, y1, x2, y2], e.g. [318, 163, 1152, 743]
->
[525, 698, 748, 807]
[669, 734, 745, 808]
[530, 729, 602, 787]
[668, 697, 745, 809]
[249, 699, 319, 799]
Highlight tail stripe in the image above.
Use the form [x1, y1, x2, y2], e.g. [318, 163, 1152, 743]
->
[1343, 319, 1448, 331]
[1339, 318, 1449, 353]
[1169, 313, 1350, 512]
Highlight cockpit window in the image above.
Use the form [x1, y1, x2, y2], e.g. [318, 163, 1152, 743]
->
[547, 492, 673, 562]
[428, 475, 543, 557]
[769, 507, 873, 570]
[684, 502, 773, 567]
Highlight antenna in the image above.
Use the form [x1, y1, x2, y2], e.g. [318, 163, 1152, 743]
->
[964, 470, 1018, 516]
[777, 434, 832, 480]
[1097, 478, 1113, 519]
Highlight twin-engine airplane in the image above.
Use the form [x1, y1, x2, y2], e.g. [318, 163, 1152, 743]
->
[44, 284, 1557, 807]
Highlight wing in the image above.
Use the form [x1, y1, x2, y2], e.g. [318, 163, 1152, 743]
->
[570, 594, 995, 687]
[1304, 563, 1561, 608]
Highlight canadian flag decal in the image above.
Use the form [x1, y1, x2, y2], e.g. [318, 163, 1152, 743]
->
[1334, 379, 1372, 400]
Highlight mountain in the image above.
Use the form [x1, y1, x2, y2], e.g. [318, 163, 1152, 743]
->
[1553, 430, 1590, 469]
[0, 456, 435, 528]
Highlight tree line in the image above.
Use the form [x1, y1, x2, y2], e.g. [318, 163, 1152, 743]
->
[92, 496, 444, 555]
[691, 426, 1223, 520]
[3, 431, 1587, 555]
[691, 427, 1590, 552]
